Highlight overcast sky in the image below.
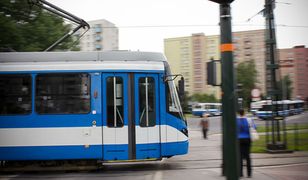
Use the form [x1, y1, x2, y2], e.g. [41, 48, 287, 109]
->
[48, 0, 308, 52]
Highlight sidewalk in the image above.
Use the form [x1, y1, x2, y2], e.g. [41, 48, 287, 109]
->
[179, 129, 308, 180]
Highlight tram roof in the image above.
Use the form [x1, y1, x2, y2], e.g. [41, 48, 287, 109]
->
[0, 51, 167, 72]
[0, 51, 167, 63]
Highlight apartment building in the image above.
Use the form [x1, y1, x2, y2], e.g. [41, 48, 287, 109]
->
[233, 30, 266, 94]
[278, 46, 308, 100]
[278, 48, 296, 98]
[164, 29, 266, 99]
[77, 19, 119, 51]
[164, 33, 220, 98]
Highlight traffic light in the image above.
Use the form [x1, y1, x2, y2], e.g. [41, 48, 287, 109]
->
[178, 77, 185, 102]
[207, 59, 221, 86]
[207, 60, 214, 85]
[208, 0, 234, 4]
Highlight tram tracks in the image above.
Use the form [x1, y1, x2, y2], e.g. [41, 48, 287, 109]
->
[1, 154, 308, 174]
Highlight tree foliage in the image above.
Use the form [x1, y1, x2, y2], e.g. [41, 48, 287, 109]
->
[236, 61, 258, 108]
[277, 75, 293, 100]
[0, 0, 77, 52]
[181, 91, 190, 113]
[189, 93, 218, 103]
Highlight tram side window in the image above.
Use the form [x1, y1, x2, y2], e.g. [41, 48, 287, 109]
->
[0, 75, 32, 115]
[35, 73, 90, 114]
[106, 77, 124, 127]
[139, 77, 156, 127]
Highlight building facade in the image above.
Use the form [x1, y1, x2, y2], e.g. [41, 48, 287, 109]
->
[164, 29, 266, 99]
[233, 30, 266, 95]
[164, 36, 193, 94]
[278, 48, 296, 98]
[278, 46, 308, 100]
[164, 33, 221, 98]
[192, 33, 207, 93]
[77, 19, 119, 51]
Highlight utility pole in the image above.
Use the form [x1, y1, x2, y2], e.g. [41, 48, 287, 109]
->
[208, 1, 239, 179]
[264, 0, 288, 152]
[265, 0, 279, 102]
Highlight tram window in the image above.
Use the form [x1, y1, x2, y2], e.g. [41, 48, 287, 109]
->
[35, 73, 90, 114]
[0, 74, 32, 115]
[166, 81, 185, 121]
[195, 105, 202, 109]
[262, 105, 272, 111]
[139, 77, 156, 127]
[106, 77, 124, 127]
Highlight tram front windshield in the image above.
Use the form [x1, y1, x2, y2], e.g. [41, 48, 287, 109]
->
[166, 77, 186, 122]
[164, 61, 186, 122]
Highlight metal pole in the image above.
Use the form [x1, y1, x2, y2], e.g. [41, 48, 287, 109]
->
[282, 116, 287, 147]
[114, 77, 117, 127]
[294, 123, 299, 151]
[220, 3, 239, 180]
[145, 77, 149, 127]
[265, 0, 279, 96]
[264, 0, 288, 151]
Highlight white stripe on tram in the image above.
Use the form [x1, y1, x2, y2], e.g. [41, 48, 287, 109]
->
[0, 125, 188, 147]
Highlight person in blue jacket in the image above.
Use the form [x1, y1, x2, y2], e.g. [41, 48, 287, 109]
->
[237, 109, 255, 178]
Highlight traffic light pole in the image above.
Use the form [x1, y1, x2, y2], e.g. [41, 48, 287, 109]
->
[220, 3, 239, 180]
[208, 1, 238, 179]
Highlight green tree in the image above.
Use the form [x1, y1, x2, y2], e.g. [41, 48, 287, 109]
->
[189, 93, 218, 103]
[277, 75, 293, 100]
[0, 0, 77, 51]
[236, 61, 258, 108]
[181, 91, 190, 113]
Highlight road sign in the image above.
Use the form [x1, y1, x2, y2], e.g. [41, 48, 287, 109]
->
[251, 89, 261, 98]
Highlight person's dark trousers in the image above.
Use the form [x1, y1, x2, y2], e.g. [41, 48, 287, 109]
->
[239, 138, 252, 177]
[202, 129, 208, 139]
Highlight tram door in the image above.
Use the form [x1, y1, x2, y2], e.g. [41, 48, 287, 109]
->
[102, 73, 129, 160]
[134, 73, 160, 159]
[102, 73, 160, 160]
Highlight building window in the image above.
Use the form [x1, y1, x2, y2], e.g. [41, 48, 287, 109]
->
[95, 24, 102, 33]
[0, 74, 32, 115]
[35, 73, 90, 114]
[95, 44, 102, 50]
[95, 35, 101, 41]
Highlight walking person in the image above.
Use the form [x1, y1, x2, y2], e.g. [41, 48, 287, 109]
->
[200, 113, 209, 139]
[237, 109, 256, 178]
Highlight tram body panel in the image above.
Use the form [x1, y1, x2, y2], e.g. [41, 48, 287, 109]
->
[0, 51, 188, 162]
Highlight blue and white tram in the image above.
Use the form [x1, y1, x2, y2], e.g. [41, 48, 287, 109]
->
[0, 51, 188, 162]
[291, 100, 305, 115]
[252, 100, 305, 119]
[250, 100, 270, 115]
[192, 103, 222, 117]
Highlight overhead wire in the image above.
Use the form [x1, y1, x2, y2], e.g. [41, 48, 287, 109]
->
[86, 24, 308, 29]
